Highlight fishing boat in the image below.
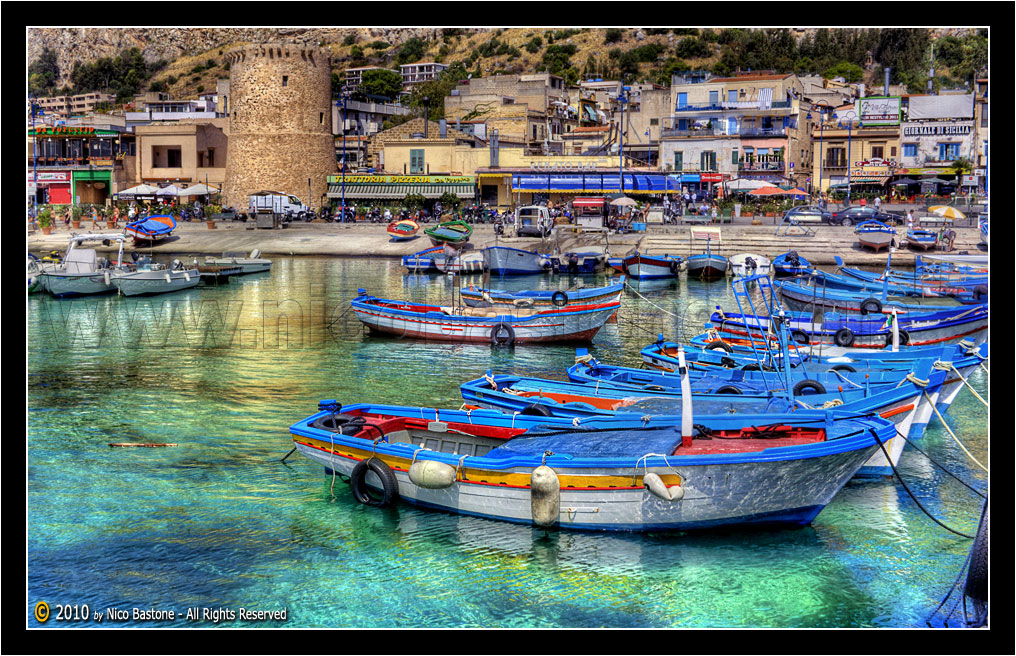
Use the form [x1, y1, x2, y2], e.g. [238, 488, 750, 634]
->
[290, 400, 898, 531]
[548, 247, 608, 274]
[709, 304, 988, 349]
[774, 278, 971, 315]
[401, 246, 443, 272]
[483, 246, 552, 276]
[203, 248, 272, 274]
[27, 253, 60, 294]
[685, 229, 727, 280]
[39, 234, 130, 297]
[387, 218, 420, 241]
[425, 220, 472, 247]
[432, 249, 486, 274]
[772, 251, 812, 277]
[606, 256, 625, 273]
[460, 278, 625, 309]
[836, 264, 987, 291]
[728, 253, 772, 278]
[907, 229, 938, 251]
[113, 255, 200, 296]
[350, 289, 620, 345]
[125, 214, 177, 242]
[855, 221, 897, 252]
[979, 218, 988, 247]
[621, 253, 684, 280]
[804, 268, 981, 301]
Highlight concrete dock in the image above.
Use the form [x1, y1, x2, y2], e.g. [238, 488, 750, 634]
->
[26, 219, 986, 266]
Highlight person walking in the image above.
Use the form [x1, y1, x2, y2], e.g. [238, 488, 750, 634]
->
[873, 195, 881, 212]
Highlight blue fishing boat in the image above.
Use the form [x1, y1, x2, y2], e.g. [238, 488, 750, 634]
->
[774, 278, 974, 315]
[459, 278, 624, 309]
[621, 252, 684, 280]
[483, 245, 552, 276]
[401, 246, 443, 272]
[907, 229, 938, 251]
[685, 230, 727, 281]
[290, 400, 899, 531]
[772, 251, 812, 277]
[548, 249, 608, 274]
[125, 214, 177, 242]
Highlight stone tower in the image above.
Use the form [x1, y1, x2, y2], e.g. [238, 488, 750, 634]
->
[223, 43, 337, 209]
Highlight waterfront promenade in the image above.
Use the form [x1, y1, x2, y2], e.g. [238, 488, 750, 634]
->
[27, 219, 984, 266]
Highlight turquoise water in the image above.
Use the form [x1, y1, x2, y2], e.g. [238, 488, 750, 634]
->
[26, 257, 989, 628]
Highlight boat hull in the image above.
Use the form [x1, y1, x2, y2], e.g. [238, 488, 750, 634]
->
[483, 247, 551, 276]
[686, 255, 728, 280]
[858, 233, 894, 252]
[114, 268, 201, 296]
[41, 271, 118, 297]
[622, 254, 682, 280]
[204, 257, 272, 274]
[461, 282, 623, 309]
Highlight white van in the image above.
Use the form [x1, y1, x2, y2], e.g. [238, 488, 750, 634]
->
[514, 205, 553, 237]
[248, 191, 311, 218]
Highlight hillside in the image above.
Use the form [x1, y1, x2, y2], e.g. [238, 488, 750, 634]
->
[27, 27, 986, 101]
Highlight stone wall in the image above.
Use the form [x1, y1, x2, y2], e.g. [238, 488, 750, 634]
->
[223, 44, 337, 208]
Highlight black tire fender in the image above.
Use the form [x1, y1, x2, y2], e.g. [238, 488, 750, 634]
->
[520, 402, 554, 417]
[713, 385, 742, 395]
[669, 259, 680, 275]
[551, 291, 568, 307]
[829, 364, 857, 373]
[972, 285, 988, 301]
[790, 329, 810, 345]
[834, 327, 855, 347]
[793, 379, 827, 396]
[886, 329, 911, 346]
[490, 322, 516, 346]
[349, 458, 399, 507]
[859, 297, 883, 315]
[705, 339, 733, 352]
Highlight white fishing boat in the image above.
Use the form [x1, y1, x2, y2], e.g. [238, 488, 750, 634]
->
[113, 255, 200, 296]
[203, 248, 272, 274]
[727, 253, 772, 278]
[483, 246, 552, 276]
[39, 234, 130, 297]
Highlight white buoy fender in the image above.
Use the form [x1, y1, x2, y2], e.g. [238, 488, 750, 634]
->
[644, 472, 685, 501]
[103, 271, 111, 285]
[530, 465, 560, 526]
[408, 460, 457, 489]
[183, 272, 190, 282]
[165, 273, 172, 283]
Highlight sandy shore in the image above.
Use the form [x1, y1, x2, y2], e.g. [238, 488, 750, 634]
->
[27, 219, 985, 266]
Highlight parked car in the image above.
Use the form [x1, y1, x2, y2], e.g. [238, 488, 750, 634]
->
[828, 206, 904, 227]
[781, 205, 832, 224]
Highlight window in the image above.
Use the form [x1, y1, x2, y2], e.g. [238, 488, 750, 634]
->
[709, 90, 718, 105]
[891, 146, 896, 157]
[410, 148, 425, 174]
[700, 151, 716, 171]
[902, 143, 917, 158]
[282, 76, 288, 87]
[731, 149, 739, 165]
[166, 148, 182, 168]
[826, 147, 846, 167]
[871, 144, 885, 159]
[728, 90, 737, 102]
[980, 103, 988, 127]
[938, 143, 960, 161]
[727, 117, 737, 134]
[207, 148, 214, 167]
[673, 151, 683, 171]
[649, 118, 658, 126]
[320, 112, 324, 124]
[677, 92, 687, 109]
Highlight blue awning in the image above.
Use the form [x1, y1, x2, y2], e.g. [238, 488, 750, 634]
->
[549, 175, 584, 190]
[682, 173, 701, 183]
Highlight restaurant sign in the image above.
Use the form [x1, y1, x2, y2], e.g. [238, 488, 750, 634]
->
[328, 175, 474, 184]
[27, 170, 71, 182]
[858, 96, 901, 125]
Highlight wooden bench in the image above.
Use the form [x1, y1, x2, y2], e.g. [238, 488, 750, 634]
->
[918, 216, 954, 229]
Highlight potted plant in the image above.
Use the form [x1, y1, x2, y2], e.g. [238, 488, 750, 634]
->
[68, 205, 82, 229]
[205, 204, 221, 229]
[106, 206, 118, 229]
[38, 207, 53, 234]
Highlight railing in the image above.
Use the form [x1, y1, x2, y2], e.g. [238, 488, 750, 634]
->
[738, 161, 785, 172]
[739, 126, 787, 137]
[28, 157, 120, 168]
[674, 103, 725, 112]
[660, 126, 725, 138]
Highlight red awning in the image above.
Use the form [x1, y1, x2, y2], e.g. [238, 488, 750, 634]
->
[573, 197, 607, 206]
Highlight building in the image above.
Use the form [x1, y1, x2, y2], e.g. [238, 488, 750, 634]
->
[973, 78, 988, 194]
[811, 100, 901, 198]
[343, 66, 385, 94]
[222, 43, 337, 209]
[895, 93, 976, 194]
[133, 119, 229, 190]
[126, 92, 220, 127]
[333, 98, 411, 137]
[400, 62, 448, 88]
[34, 92, 115, 117]
[27, 125, 125, 206]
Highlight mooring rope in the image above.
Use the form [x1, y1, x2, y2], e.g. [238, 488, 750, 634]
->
[924, 391, 988, 473]
[890, 426, 986, 499]
[946, 363, 989, 408]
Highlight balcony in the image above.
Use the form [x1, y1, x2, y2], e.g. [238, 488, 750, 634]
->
[660, 126, 726, 138]
[739, 126, 788, 138]
[674, 102, 725, 112]
[28, 157, 120, 169]
[738, 160, 785, 172]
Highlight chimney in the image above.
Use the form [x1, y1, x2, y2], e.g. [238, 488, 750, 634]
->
[440, 119, 446, 138]
[423, 97, 429, 138]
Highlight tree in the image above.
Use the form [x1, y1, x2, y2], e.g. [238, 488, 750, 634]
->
[28, 47, 60, 95]
[396, 37, 428, 65]
[604, 28, 625, 44]
[356, 68, 403, 101]
[823, 61, 865, 83]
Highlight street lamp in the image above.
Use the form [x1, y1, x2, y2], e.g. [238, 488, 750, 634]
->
[806, 101, 832, 206]
[29, 95, 39, 218]
[835, 109, 861, 207]
[337, 94, 348, 221]
[618, 83, 629, 195]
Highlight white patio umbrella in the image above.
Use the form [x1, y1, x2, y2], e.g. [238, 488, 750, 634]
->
[116, 183, 161, 198]
[179, 183, 220, 197]
[717, 178, 778, 191]
[609, 197, 638, 207]
[155, 184, 184, 198]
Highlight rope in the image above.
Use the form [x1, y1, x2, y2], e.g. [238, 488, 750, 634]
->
[484, 373, 498, 391]
[947, 364, 989, 408]
[830, 368, 863, 389]
[924, 391, 988, 473]
[891, 426, 986, 499]
[623, 279, 681, 319]
[896, 372, 929, 388]
[867, 427, 975, 539]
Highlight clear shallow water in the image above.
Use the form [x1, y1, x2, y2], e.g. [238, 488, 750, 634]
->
[26, 257, 989, 628]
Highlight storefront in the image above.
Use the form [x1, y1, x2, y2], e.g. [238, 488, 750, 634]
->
[325, 174, 476, 207]
[72, 169, 113, 205]
[28, 170, 72, 205]
[490, 169, 706, 207]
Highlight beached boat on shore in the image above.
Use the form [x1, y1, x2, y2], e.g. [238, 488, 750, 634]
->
[855, 221, 897, 252]
[387, 219, 420, 241]
[425, 220, 472, 247]
[125, 214, 177, 242]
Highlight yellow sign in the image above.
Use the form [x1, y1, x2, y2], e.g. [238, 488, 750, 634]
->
[329, 175, 474, 184]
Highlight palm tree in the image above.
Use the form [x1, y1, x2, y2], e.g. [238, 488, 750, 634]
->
[951, 156, 973, 203]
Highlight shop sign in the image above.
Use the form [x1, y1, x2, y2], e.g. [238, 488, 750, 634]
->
[858, 96, 901, 125]
[90, 158, 114, 167]
[329, 175, 474, 184]
[528, 160, 600, 172]
[700, 173, 723, 182]
[852, 158, 897, 169]
[902, 124, 971, 137]
[27, 170, 70, 182]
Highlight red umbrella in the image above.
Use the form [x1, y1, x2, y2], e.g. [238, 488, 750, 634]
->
[749, 186, 782, 196]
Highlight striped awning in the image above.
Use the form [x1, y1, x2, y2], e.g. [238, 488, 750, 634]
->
[849, 176, 890, 184]
[327, 183, 474, 199]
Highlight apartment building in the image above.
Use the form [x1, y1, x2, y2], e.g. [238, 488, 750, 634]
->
[895, 93, 977, 192]
[811, 100, 901, 197]
[35, 92, 115, 116]
[133, 119, 229, 189]
[126, 92, 220, 127]
[400, 62, 448, 87]
[332, 99, 411, 137]
[343, 66, 385, 94]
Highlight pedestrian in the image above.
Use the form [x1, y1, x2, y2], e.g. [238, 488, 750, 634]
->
[710, 203, 718, 222]
[90, 207, 100, 230]
[63, 207, 71, 229]
[873, 195, 881, 211]
[907, 209, 916, 231]
[859, 197, 866, 207]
